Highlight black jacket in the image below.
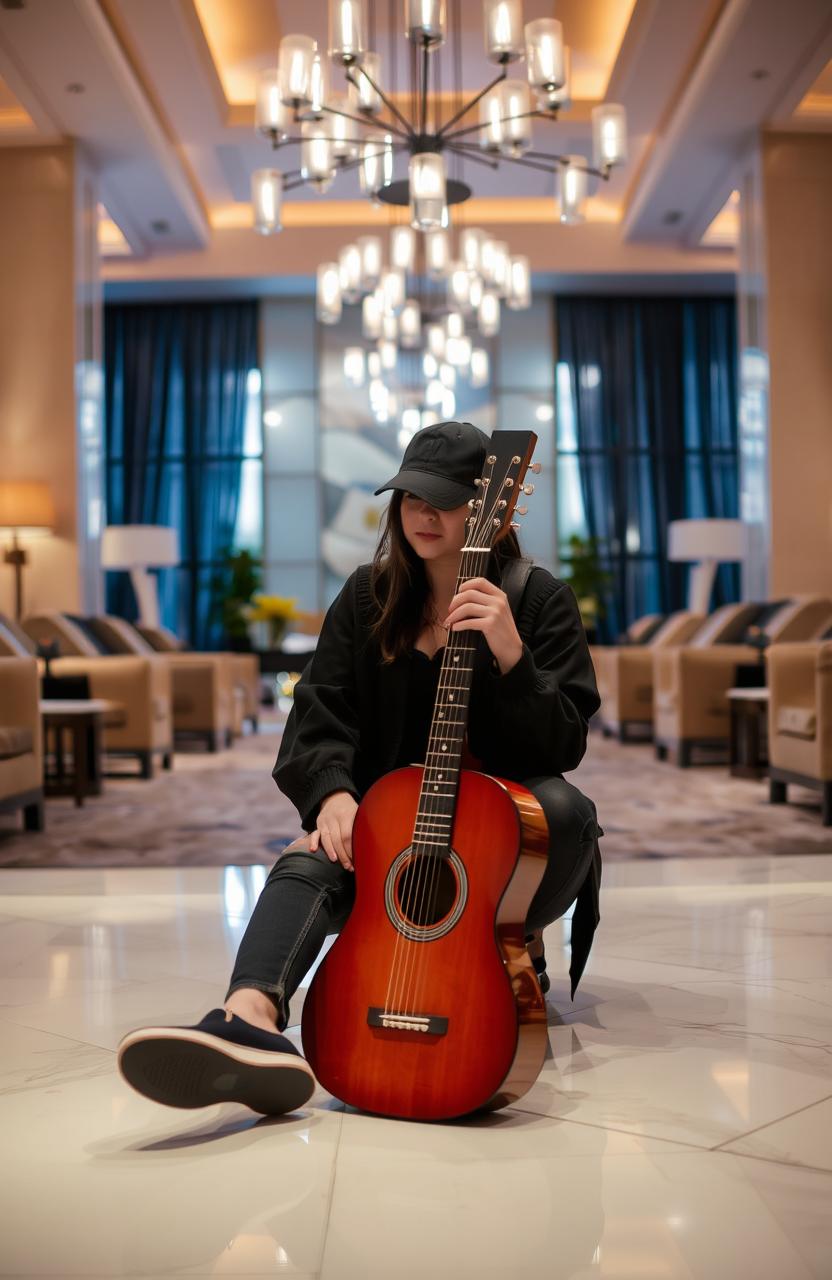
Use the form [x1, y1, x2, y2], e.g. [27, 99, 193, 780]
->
[273, 560, 600, 831]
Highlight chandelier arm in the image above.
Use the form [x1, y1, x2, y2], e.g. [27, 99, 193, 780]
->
[451, 141, 570, 176]
[420, 41, 429, 136]
[444, 144, 500, 171]
[345, 65, 415, 138]
[435, 66, 508, 140]
[525, 150, 611, 181]
[320, 98, 412, 142]
[442, 106, 546, 145]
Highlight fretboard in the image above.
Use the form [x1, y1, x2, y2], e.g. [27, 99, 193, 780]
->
[412, 548, 490, 854]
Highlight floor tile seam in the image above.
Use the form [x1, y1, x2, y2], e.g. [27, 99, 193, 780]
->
[707, 1091, 832, 1153]
[504, 1107, 714, 1152]
[317, 1106, 347, 1278]
[708, 1145, 832, 1179]
[0, 1014, 116, 1055]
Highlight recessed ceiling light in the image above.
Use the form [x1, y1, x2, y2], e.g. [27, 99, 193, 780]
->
[535, 404, 554, 422]
[663, 210, 683, 225]
[150, 219, 170, 234]
[750, 68, 770, 80]
[65, 82, 85, 94]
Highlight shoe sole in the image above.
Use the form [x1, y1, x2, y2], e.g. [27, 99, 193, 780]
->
[117, 1026, 316, 1115]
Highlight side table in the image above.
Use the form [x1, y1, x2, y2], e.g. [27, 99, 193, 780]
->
[727, 687, 770, 780]
[40, 699, 124, 807]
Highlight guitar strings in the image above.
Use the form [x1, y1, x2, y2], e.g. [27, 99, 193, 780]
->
[382, 454, 498, 1020]
[391, 454, 511, 1019]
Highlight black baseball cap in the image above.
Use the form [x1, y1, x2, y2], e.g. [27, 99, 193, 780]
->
[374, 420, 491, 510]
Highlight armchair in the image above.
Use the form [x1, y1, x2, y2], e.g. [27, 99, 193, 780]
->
[0, 655, 44, 831]
[593, 609, 705, 742]
[766, 640, 832, 825]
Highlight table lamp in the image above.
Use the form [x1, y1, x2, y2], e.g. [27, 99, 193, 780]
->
[667, 519, 746, 614]
[0, 481, 55, 619]
[100, 525, 179, 628]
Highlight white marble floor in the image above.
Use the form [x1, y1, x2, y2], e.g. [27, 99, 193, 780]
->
[1, 853, 831, 1279]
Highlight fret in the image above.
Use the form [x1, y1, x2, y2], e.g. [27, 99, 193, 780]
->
[421, 764, 459, 772]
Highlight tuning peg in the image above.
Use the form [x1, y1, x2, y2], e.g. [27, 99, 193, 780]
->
[510, 521, 521, 531]
[515, 505, 528, 516]
[522, 483, 534, 495]
[529, 462, 542, 474]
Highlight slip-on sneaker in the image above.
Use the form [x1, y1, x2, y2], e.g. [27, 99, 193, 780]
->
[117, 1008, 316, 1115]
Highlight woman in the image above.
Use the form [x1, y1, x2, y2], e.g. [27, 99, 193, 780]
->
[118, 421, 602, 1118]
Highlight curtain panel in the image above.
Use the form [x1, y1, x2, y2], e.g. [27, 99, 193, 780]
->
[104, 300, 258, 648]
[555, 295, 739, 640]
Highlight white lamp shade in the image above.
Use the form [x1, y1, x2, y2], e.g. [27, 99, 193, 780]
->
[667, 520, 746, 563]
[100, 525, 179, 569]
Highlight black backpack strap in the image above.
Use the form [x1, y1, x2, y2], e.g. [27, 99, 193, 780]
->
[500, 556, 536, 622]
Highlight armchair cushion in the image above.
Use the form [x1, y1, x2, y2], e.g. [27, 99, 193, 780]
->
[0, 727, 34, 760]
[776, 706, 816, 740]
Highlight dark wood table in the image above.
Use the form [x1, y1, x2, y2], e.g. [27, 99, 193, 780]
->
[727, 687, 770, 780]
[39, 699, 123, 807]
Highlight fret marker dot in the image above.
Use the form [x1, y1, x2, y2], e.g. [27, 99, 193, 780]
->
[441, 744, 447, 752]
[449, 694, 454, 701]
[453, 655, 459, 663]
[433, 785, 439, 791]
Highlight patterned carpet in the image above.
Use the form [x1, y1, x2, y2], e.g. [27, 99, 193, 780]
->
[1, 714, 829, 867]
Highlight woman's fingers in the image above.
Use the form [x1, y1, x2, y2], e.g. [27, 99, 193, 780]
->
[319, 823, 354, 871]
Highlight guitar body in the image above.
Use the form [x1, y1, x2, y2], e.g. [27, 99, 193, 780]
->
[301, 765, 550, 1120]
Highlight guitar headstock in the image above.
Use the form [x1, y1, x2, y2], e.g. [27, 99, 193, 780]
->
[464, 430, 541, 550]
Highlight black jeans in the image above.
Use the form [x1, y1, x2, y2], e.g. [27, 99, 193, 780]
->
[225, 775, 600, 1031]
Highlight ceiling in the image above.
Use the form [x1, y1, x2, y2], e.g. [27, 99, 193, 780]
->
[1, 0, 831, 291]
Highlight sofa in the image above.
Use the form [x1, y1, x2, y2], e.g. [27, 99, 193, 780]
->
[2, 612, 173, 778]
[653, 596, 832, 766]
[766, 638, 832, 825]
[0, 656, 44, 831]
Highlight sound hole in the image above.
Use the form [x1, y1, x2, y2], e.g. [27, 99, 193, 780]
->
[395, 854, 458, 928]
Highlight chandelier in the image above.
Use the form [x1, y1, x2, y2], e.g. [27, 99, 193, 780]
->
[251, 0, 629, 234]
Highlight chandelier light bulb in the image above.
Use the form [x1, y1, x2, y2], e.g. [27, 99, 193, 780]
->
[537, 45, 571, 112]
[391, 225, 416, 272]
[329, 0, 365, 64]
[277, 34, 317, 106]
[255, 71, 289, 140]
[507, 255, 531, 309]
[470, 347, 490, 388]
[524, 18, 564, 91]
[446, 334, 472, 369]
[357, 234, 383, 290]
[592, 103, 628, 170]
[558, 155, 588, 224]
[479, 290, 501, 336]
[498, 80, 532, 155]
[309, 53, 327, 118]
[426, 322, 446, 360]
[448, 261, 473, 311]
[301, 120, 335, 189]
[399, 299, 422, 347]
[251, 169, 283, 234]
[382, 310, 399, 340]
[423, 351, 439, 379]
[445, 311, 465, 339]
[353, 51, 382, 113]
[360, 133, 394, 200]
[425, 228, 451, 277]
[362, 293, 382, 339]
[441, 387, 456, 417]
[367, 351, 382, 379]
[479, 91, 504, 152]
[338, 243, 363, 303]
[401, 405, 422, 436]
[491, 240, 511, 296]
[406, 0, 446, 46]
[484, 0, 524, 64]
[381, 267, 406, 313]
[469, 275, 484, 310]
[459, 227, 484, 275]
[426, 378, 445, 407]
[378, 338, 398, 371]
[316, 262, 342, 323]
[409, 152, 446, 231]
[439, 362, 456, 388]
[480, 237, 497, 283]
[328, 92, 360, 160]
[343, 346, 366, 386]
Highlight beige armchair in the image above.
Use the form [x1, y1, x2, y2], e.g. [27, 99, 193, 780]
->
[593, 610, 705, 742]
[135, 623, 260, 734]
[766, 640, 832, 825]
[654, 597, 832, 766]
[0, 656, 44, 831]
[23, 612, 238, 752]
[10, 613, 173, 778]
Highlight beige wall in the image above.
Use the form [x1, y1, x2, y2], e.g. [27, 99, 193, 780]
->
[0, 143, 101, 619]
[763, 132, 832, 599]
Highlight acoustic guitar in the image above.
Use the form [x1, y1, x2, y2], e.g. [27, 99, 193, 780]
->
[301, 430, 550, 1120]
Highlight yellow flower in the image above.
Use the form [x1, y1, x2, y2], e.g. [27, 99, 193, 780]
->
[245, 594, 301, 623]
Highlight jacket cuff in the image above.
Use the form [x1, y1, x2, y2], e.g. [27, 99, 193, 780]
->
[488, 642, 538, 697]
[298, 765, 360, 831]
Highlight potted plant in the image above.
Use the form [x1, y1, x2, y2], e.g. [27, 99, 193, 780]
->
[210, 547, 263, 650]
[560, 534, 612, 640]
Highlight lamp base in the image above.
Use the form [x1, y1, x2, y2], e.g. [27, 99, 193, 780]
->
[3, 538, 28, 620]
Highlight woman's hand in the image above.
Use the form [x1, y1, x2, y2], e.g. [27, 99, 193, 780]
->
[310, 790, 358, 871]
[443, 577, 524, 675]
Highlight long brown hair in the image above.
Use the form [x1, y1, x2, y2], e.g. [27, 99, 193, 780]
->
[368, 490, 524, 663]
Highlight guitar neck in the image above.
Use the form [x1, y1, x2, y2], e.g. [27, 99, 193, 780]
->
[412, 546, 490, 854]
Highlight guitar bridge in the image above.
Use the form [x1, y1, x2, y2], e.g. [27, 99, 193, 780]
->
[367, 1006, 448, 1036]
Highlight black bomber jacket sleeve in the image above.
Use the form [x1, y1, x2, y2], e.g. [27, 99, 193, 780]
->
[272, 571, 362, 832]
[469, 571, 600, 779]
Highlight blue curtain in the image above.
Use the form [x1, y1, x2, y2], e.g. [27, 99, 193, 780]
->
[104, 300, 258, 649]
[555, 296, 738, 640]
